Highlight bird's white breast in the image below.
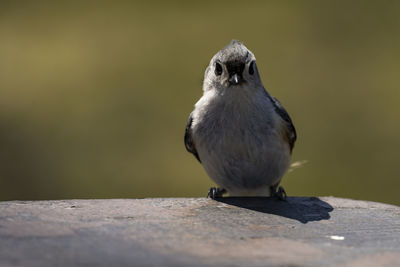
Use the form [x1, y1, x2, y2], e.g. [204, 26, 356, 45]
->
[191, 87, 291, 196]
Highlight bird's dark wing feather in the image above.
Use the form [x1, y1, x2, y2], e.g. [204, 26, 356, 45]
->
[184, 112, 201, 162]
[267, 93, 297, 152]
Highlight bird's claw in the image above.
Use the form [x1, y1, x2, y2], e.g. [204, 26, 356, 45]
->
[207, 187, 226, 199]
[272, 186, 287, 201]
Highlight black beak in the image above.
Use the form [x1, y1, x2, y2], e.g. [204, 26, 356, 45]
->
[226, 61, 245, 85]
[228, 73, 242, 85]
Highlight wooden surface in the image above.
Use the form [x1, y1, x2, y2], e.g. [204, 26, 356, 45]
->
[0, 197, 399, 266]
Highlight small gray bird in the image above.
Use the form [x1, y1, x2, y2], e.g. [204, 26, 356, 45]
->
[185, 40, 296, 199]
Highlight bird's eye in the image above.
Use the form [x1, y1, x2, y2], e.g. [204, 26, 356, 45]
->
[215, 62, 223, 76]
[249, 61, 255, 75]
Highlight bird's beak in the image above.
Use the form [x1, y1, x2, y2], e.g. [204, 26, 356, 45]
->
[229, 73, 242, 85]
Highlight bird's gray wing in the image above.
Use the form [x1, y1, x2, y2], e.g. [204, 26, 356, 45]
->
[184, 112, 201, 162]
[267, 94, 297, 152]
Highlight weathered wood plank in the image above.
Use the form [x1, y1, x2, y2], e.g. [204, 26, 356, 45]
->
[0, 197, 399, 266]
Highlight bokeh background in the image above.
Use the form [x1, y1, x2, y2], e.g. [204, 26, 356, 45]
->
[1, 1, 399, 205]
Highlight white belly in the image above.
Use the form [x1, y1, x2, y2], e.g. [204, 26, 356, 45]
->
[192, 90, 291, 196]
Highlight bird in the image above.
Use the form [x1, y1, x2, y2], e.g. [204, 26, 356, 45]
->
[184, 40, 296, 199]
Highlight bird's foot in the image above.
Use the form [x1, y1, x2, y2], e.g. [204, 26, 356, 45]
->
[271, 186, 287, 201]
[207, 187, 227, 199]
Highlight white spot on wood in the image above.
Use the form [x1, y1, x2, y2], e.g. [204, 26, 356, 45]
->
[329, 235, 345, 240]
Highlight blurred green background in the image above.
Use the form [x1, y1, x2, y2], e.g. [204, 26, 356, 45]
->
[1, 1, 399, 205]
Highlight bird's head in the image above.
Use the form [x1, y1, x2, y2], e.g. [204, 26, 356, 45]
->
[203, 40, 262, 92]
